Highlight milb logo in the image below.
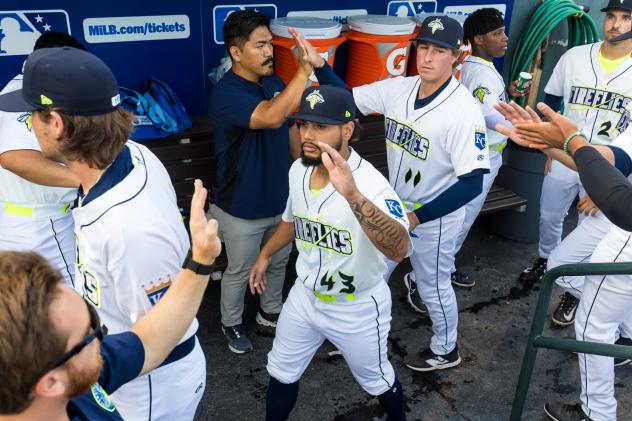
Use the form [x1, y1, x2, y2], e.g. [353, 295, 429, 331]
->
[0, 10, 70, 56]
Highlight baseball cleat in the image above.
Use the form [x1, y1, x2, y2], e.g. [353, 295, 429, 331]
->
[405, 345, 461, 372]
[551, 292, 580, 327]
[403, 272, 427, 314]
[614, 336, 632, 367]
[256, 310, 279, 328]
[451, 270, 475, 288]
[222, 324, 253, 354]
[520, 257, 547, 287]
[543, 400, 593, 421]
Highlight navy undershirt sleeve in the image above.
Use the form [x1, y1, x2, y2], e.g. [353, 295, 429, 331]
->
[575, 146, 632, 231]
[314, 62, 350, 91]
[98, 332, 145, 394]
[543, 94, 563, 113]
[413, 172, 484, 224]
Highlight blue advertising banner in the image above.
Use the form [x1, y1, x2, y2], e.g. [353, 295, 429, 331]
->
[0, 1, 514, 114]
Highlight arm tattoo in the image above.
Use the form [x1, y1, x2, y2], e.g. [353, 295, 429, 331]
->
[348, 196, 408, 261]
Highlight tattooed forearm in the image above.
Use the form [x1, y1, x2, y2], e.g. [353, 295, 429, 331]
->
[348, 196, 409, 261]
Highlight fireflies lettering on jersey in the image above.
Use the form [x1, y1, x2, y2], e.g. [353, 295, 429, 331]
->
[293, 215, 354, 256]
[568, 86, 632, 116]
[384, 117, 430, 160]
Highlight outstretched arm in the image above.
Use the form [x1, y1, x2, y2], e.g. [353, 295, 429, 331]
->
[132, 180, 221, 375]
[319, 142, 409, 262]
[0, 150, 79, 188]
[249, 220, 295, 295]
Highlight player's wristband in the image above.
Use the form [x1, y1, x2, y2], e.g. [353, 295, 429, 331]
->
[563, 131, 585, 155]
[182, 249, 214, 275]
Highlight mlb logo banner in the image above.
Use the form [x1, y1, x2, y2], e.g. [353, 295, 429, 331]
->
[212, 4, 277, 44]
[387, 1, 438, 17]
[0, 10, 70, 56]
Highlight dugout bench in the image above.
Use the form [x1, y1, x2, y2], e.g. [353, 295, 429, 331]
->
[141, 115, 528, 269]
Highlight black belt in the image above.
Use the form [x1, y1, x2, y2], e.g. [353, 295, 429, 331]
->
[159, 335, 196, 368]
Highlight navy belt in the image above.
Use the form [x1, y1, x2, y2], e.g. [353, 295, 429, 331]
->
[159, 335, 196, 368]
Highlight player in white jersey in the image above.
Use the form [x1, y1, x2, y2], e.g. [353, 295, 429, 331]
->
[249, 85, 411, 420]
[446, 8, 528, 288]
[0, 47, 205, 421]
[0, 32, 83, 286]
[496, 97, 632, 421]
[520, 0, 632, 294]
[304, 16, 490, 370]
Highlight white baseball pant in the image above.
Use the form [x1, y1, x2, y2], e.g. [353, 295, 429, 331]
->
[267, 281, 395, 396]
[576, 228, 632, 421]
[410, 207, 465, 355]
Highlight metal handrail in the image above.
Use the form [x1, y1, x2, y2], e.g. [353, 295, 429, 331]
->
[510, 262, 632, 420]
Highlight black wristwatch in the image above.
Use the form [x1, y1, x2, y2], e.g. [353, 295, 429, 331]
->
[182, 249, 214, 275]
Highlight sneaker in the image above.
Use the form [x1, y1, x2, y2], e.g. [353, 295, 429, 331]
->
[544, 400, 593, 421]
[222, 324, 253, 354]
[520, 257, 548, 287]
[403, 272, 426, 314]
[405, 345, 461, 372]
[255, 310, 279, 328]
[451, 270, 475, 288]
[551, 292, 580, 327]
[614, 336, 632, 367]
[315, 340, 342, 358]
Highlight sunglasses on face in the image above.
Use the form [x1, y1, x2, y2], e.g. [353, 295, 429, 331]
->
[46, 301, 104, 372]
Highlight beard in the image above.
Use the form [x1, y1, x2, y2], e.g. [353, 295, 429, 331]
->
[300, 137, 344, 167]
[65, 352, 104, 398]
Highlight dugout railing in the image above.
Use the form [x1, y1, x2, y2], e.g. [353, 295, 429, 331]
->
[510, 262, 632, 420]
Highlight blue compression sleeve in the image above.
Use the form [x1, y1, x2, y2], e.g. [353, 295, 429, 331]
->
[543, 94, 563, 113]
[313, 61, 350, 91]
[609, 146, 632, 177]
[414, 172, 484, 224]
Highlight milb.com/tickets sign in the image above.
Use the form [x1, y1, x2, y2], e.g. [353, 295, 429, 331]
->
[82, 15, 190, 44]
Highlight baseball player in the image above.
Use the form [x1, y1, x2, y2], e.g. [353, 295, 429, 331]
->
[497, 100, 632, 421]
[303, 16, 490, 370]
[0, 47, 205, 420]
[520, 0, 632, 295]
[0, 32, 82, 286]
[249, 85, 411, 420]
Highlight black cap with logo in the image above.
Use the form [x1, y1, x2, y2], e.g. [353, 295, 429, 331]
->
[602, 0, 632, 12]
[412, 16, 464, 49]
[291, 85, 356, 125]
[0, 47, 121, 116]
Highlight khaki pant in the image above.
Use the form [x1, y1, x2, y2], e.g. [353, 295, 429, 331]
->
[209, 204, 291, 327]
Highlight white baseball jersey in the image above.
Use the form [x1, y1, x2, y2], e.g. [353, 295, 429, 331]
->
[545, 42, 632, 145]
[72, 141, 197, 340]
[352, 76, 490, 211]
[282, 148, 410, 300]
[459, 56, 508, 147]
[0, 74, 76, 205]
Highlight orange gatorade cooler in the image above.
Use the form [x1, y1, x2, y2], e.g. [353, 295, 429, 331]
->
[345, 15, 417, 88]
[271, 17, 345, 86]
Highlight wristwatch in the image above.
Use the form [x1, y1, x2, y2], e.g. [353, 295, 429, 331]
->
[181, 249, 214, 275]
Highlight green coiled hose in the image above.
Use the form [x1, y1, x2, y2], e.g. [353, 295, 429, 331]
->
[510, 0, 600, 104]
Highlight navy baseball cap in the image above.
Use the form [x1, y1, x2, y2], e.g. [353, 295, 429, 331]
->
[0, 47, 121, 116]
[602, 0, 632, 12]
[291, 85, 356, 125]
[413, 16, 464, 49]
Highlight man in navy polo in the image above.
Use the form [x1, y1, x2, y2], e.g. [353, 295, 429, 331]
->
[208, 10, 313, 353]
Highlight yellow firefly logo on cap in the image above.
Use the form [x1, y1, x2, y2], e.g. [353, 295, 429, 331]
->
[345, 111, 351, 118]
[428, 18, 444, 34]
[40, 94, 53, 105]
[306, 90, 325, 110]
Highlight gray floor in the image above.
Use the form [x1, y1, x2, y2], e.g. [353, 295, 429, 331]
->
[193, 211, 632, 420]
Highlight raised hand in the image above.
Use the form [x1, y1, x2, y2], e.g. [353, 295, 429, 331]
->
[189, 179, 222, 265]
[288, 27, 317, 77]
[508, 79, 531, 98]
[289, 27, 325, 70]
[319, 142, 361, 202]
[494, 101, 546, 149]
[514, 103, 580, 150]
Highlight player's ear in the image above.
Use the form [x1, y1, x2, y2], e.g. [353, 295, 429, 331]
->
[229, 44, 242, 63]
[48, 110, 65, 138]
[341, 121, 354, 142]
[473, 34, 484, 47]
[33, 370, 67, 399]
